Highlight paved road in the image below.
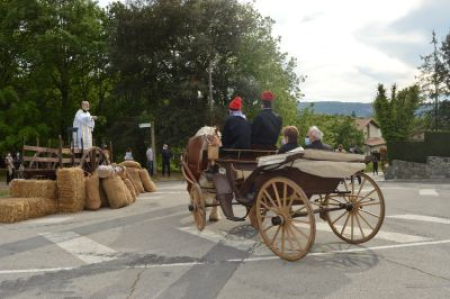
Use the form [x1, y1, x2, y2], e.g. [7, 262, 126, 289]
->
[1, 178, 450, 298]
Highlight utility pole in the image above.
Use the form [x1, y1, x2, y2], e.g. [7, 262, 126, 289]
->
[208, 60, 214, 125]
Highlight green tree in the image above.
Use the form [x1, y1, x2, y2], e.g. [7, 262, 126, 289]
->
[373, 83, 421, 143]
[417, 31, 447, 129]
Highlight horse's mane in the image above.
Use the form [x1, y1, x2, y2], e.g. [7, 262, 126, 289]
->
[195, 126, 220, 137]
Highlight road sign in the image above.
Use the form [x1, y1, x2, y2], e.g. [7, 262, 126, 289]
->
[139, 123, 151, 128]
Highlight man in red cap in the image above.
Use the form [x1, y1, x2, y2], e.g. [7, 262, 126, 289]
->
[251, 90, 282, 147]
[221, 96, 252, 149]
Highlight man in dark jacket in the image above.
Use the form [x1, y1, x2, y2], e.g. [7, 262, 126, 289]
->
[222, 96, 252, 149]
[251, 91, 282, 147]
[304, 126, 332, 151]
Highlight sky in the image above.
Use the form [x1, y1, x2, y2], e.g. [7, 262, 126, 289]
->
[98, 0, 450, 103]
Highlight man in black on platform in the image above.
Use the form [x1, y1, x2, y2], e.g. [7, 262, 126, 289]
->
[251, 90, 282, 148]
[221, 96, 252, 149]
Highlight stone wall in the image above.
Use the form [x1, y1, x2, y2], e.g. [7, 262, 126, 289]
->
[385, 156, 450, 180]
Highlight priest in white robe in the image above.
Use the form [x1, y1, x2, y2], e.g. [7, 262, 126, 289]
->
[73, 101, 97, 149]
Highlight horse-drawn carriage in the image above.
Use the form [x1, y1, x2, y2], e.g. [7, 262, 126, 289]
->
[20, 134, 111, 180]
[181, 128, 385, 261]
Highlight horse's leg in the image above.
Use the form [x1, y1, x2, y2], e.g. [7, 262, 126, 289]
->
[208, 197, 221, 221]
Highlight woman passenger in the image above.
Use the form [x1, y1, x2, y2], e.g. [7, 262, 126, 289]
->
[278, 126, 300, 154]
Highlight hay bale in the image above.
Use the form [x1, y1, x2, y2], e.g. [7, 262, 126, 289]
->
[102, 175, 129, 209]
[123, 178, 137, 202]
[139, 170, 157, 192]
[124, 184, 133, 205]
[127, 168, 145, 193]
[99, 181, 109, 208]
[97, 165, 116, 179]
[0, 197, 56, 223]
[85, 172, 101, 211]
[56, 167, 85, 213]
[119, 161, 142, 169]
[9, 179, 57, 200]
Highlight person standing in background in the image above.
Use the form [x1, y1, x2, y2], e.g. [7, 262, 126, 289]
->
[124, 147, 134, 161]
[73, 101, 97, 149]
[146, 146, 154, 176]
[4, 152, 15, 184]
[162, 144, 172, 177]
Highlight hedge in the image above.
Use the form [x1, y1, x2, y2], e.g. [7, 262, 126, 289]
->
[388, 131, 450, 163]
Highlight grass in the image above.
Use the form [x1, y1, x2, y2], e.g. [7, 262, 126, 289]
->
[0, 189, 9, 198]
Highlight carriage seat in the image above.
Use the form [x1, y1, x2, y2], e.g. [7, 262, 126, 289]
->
[257, 147, 367, 179]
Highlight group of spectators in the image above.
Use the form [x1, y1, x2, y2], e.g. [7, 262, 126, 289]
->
[124, 144, 173, 177]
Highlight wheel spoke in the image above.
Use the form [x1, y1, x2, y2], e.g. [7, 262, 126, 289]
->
[259, 200, 279, 213]
[287, 225, 304, 250]
[351, 214, 354, 240]
[291, 223, 309, 239]
[357, 211, 375, 230]
[331, 210, 348, 225]
[357, 189, 377, 203]
[283, 183, 288, 208]
[355, 213, 366, 238]
[263, 190, 279, 209]
[285, 225, 298, 251]
[270, 226, 282, 248]
[359, 209, 380, 219]
[340, 213, 351, 235]
[359, 201, 380, 207]
[263, 224, 275, 233]
[327, 196, 347, 205]
[281, 227, 286, 254]
[272, 183, 282, 209]
[356, 178, 367, 197]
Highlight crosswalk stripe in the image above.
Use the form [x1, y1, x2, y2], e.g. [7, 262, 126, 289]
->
[419, 189, 439, 196]
[40, 232, 117, 264]
[387, 214, 450, 225]
[312, 222, 430, 243]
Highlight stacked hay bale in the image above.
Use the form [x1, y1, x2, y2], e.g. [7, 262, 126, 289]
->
[0, 179, 57, 223]
[56, 167, 85, 213]
[1, 160, 157, 223]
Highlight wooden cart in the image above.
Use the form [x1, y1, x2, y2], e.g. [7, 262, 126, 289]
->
[182, 145, 385, 262]
[20, 135, 111, 179]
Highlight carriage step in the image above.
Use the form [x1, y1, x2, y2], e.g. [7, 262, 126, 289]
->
[226, 216, 246, 222]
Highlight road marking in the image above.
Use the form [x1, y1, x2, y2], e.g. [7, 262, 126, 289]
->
[387, 214, 450, 225]
[40, 232, 117, 264]
[3, 239, 450, 274]
[419, 189, 439, 196]
[21, 217, 73, 225]
[312, 222, 430, 243]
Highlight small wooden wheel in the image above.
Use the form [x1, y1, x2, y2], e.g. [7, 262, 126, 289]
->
[324, 172, 385, 244]
[80, 147, 109, 174]
[189, 183, 206, 231]
[256, 177, 316, 261]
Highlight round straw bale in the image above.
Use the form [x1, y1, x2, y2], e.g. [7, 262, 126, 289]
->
[56, 167, 85, 213]
[0, 197, 56, 223]
[99, 180, 109, 208]
[85, 172, 101, 210]
[9, 179, 57, 200]
[139, 170, 157, 192]
[126, 168, 145, 193]
[102, 175, 129, 209]
[124, 184, 133, 205]
[123, 178, 136, 202]
[119, 161, 142, 169]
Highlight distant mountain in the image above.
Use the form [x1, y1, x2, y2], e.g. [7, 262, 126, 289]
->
[298, 101, 373, 117]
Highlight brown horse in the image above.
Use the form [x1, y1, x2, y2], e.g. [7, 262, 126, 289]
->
[184, 126, 222, 221]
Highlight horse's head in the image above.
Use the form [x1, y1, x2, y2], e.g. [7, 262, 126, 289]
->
[195, 126, 222, 147]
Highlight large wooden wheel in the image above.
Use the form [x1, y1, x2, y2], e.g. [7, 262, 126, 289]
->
[324, 172, 385, 244]
[189, 183, 206, 231]
[256, 177, 316, 261]
[80, 146, 109, 174]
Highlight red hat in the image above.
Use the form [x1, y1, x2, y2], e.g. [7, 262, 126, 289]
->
[261, 90, 275, 101]
[229, 97, 242, 110]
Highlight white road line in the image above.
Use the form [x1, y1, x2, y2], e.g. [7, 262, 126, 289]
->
[387, 214, 450, 225]
[21, 217, 73, 225]
[40, 232, 117, 264]
[419, 189, 439, 196]
[3, 239, 450, 274]
[308, 222, 430, 243]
